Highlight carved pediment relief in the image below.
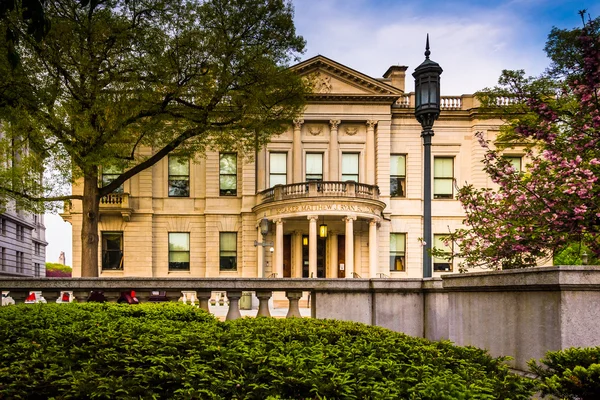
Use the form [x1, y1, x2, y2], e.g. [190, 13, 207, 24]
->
[293, 55, 403, 98]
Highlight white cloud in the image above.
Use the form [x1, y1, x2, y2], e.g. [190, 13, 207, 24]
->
[292, 0, 551, 94]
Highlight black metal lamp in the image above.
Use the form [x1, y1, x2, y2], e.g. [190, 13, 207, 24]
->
[414, 34, 443, 130]
[260, 214, 269, 236]
[413, 34, 442, 279]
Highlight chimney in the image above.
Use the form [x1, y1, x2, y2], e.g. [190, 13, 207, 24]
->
[383, 65, 408, 92]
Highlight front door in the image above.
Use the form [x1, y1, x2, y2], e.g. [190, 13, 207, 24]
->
[283, 234, 291, 277]
[301, 235, 326, 278]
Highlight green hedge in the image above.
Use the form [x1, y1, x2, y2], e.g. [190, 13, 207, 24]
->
[529, 346, 600, 399]
[0, 303, 535, 399]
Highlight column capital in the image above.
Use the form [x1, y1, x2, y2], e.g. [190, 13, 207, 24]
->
[366, 120, 378, 129]
[330, 119, 341, 130]
[344, 215, 357, 222]
[293, 119, 304, 129]
[370, 217, 381, 226]
[307, 215, 319, 222]
[273, 218, 283, 225]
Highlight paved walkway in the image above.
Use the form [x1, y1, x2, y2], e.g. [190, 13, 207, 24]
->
[208, 304, 311, 320]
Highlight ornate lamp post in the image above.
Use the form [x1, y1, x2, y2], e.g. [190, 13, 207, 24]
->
[413, 35, 442, 278]
[254, 215, 274, 276]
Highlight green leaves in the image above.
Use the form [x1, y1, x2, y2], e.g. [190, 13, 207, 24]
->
[529, 346, 600, 399]
[0, 303, 535, 399]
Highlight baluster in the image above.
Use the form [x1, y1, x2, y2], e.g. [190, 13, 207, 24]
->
[225, 290, 242, 320]
[196, 291, 211, 312]
[256, 291, 272, 317]
[285, 291, 303, 318]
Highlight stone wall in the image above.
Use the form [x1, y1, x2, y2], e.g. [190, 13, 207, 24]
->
[2, 266, 600, 371]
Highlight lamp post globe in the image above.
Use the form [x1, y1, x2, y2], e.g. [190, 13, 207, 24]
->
[413, 34, 442, 279]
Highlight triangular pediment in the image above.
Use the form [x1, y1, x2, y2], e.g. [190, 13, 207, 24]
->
[291, 55, 403, 97]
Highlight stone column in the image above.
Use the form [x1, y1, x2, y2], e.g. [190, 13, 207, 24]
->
[308, 215, 318, 278]
[330, 232, 339, 278]
[369, 219, 379, 278]
[329, 120, 341, 180]
[256, 291, 272, 317]
[293, 231, 303, 278]
[286, 291, 303, 318]
[257, 225, 264, 278]
[225, 291, 242, 320]
[293, 119, 304, 183]
[345, 216, 356, 278]
[275, 219, 284, 278]
[366, 120, 377, 185]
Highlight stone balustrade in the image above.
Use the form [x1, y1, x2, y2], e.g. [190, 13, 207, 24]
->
[259, 181, 380, 204]
[3, 266, 600, 371]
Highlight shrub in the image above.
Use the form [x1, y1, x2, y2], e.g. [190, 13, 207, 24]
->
[45, 262, 72, 277]
[0, 303, 535, 399]
[529, 346, 600, 399]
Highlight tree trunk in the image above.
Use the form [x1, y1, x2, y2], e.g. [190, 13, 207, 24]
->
[81, 171, 100, 277]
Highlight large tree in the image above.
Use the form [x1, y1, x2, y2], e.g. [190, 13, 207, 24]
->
[436, 12, 600, 270]
[0, 0, 308, 276]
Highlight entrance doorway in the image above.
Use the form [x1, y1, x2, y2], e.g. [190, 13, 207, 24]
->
[301, 235, 326, 278]
[338, 235, 345, 278]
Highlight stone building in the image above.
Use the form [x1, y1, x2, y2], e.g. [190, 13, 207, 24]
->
[0, 209, 47, 277]
[62, 55, 511, 278]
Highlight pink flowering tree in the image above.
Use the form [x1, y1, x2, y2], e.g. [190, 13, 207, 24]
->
[438, 13, 600, 270]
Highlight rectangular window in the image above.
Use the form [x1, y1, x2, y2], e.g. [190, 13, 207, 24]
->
[0, 218, 5, 235]
[219, 153, 237, 196]
[434, 157, 454, 199]
[433, 234, 453, 272]
[306, 153, 323, 182]
[16, 225, 24, 241]
[503, 156, 522, 173]
[269, 152, 287, 187]
[169, 232, 190, 271]
[1, 247, 5, 271]
[342, 153, 359, 182]
[219, 232, 237, 271]
[390, 154, 406, 197]
[34, 243, 41, 256]
[16, 251, 24, 274]
[389, 233, 406, 271]
[101, 165, 124, 193]
[34, 263, 40, 277]
[168, 156, 190, 197]
[102, 232, 124, 270]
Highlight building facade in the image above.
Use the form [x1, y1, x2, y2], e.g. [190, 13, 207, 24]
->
[0, 209, 47, 277]
[63, 55, 509, 278]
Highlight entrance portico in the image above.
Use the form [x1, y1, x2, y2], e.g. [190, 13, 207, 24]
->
[253, 181, 385, 278]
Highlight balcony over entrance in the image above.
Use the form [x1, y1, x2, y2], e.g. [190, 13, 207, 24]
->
[259, 181, 380, 204]
[255, 181, 384, 221]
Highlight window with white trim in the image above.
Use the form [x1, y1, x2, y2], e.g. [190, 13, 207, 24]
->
[306, 153, 323, 181]
[168, 156, 190, 197]
[390, 154, 406, 197]
[219, 232, 237, 271]
[269, 152, 287, 187]
[503, 156, 522, 173]
[389, 233, 406, 271]
[433, 157, 454, 199]
[342, 153, 359, 182]
[433, 234, 453, 272]
[219, 153, 237, 196]
[102, 232, 124, 270]
[169, 232, 190, 271]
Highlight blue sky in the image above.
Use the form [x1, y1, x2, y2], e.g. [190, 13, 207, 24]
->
[44, 0, 600, 265]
